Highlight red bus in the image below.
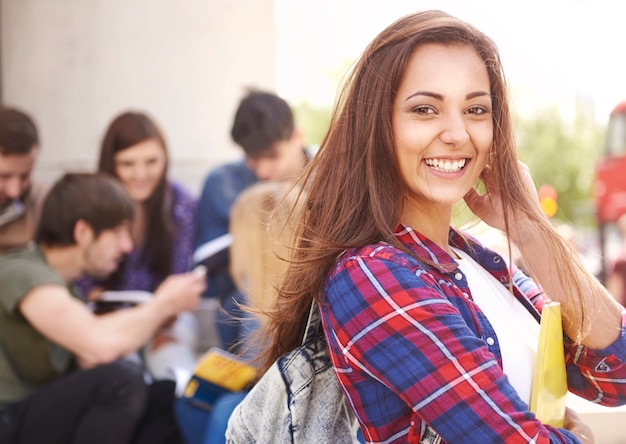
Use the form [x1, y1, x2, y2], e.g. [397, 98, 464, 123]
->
[593, 100, 626, 281]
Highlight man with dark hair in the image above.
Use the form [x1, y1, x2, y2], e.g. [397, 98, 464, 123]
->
[0, 173, 206, 443]
[0, 106, 47, 252]
[195, 90, 312, 351]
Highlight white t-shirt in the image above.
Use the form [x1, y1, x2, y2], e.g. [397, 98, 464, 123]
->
[453, 247, 540, 405]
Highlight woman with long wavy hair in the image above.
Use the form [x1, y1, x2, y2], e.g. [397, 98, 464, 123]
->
[79, 111, 199, 384]
[243, 10, 626, 443]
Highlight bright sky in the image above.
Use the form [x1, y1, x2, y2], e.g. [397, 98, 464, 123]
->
[276, 0, 626, 124]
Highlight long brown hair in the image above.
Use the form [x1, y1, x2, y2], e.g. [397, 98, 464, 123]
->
[260, 10, 588, 373]
[98, 111, 174, 288]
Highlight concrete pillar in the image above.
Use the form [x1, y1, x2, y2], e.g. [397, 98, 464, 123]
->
[0, 0, 276, 193]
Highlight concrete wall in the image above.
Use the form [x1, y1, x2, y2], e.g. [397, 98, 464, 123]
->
[0, 0, 276, 194]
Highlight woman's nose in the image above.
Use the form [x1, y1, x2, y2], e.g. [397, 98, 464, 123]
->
[439, 113, 470, 147]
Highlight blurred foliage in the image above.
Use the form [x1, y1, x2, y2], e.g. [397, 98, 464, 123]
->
[292, 101, 333, 147]
[291, 57, 355, 147]
[515, 105, 604, 227]
[294, 100, 607, 228]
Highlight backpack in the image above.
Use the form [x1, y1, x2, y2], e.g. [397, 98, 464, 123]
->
[225, 301, 362, 443]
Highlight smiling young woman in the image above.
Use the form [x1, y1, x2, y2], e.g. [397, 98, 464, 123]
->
[228, 9, 626, 444]
[76, 111, 200, 386]
[392, 42, 493, 249]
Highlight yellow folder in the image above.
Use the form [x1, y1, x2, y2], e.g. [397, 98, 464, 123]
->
[529, 300, 568, 428]
[182, 347, 256, 411]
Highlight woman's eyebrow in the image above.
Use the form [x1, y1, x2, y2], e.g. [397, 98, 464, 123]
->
[404, 90, 490, 102]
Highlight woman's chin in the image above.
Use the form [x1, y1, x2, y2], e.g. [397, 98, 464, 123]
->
[127, 189, 153, 203]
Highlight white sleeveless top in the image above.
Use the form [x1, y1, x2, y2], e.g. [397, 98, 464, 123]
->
[453, 247, 540, 405]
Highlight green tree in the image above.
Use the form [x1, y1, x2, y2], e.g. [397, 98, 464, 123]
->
[292, 57, 355, 147]
[516, 105, 604, 226]
[292, 101, 332, 147]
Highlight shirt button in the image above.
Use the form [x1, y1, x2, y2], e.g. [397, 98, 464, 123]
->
[486, 337, 495, 346]
[454, 272, 463, 280]
[595, 360, 611, 373]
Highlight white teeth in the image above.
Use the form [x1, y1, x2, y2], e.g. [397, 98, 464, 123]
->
[425, 158, 466, 173]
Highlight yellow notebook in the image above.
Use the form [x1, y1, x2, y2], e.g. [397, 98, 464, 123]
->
[183, 347, 256, 411]
[529, 300, 568, 428]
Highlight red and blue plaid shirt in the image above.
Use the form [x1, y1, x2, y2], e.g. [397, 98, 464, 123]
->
[320, 224, 626, 443]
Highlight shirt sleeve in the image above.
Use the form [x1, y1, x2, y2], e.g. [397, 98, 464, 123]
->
[170, 183, 197, 274]
[513, 261, 626, 407]
[512, 266, 546, 310]
[322, 254, 579, 443]
[195, 170, 232, 248]
[0, 253, 66, 315]
[195, 169, 233, 271]
[564, 308, 626, 406]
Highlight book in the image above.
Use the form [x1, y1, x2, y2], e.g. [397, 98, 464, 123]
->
[91, 290, 152, 314]
[99, 290, 153, 304]
[182, 347, 256, 411]
[89, 266, 204, 315]
[192, 233, 233, 265]
[529, 300, 568, 428]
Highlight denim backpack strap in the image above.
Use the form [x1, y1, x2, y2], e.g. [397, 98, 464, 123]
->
[302, 300, 322, 345]
[225, 299, 362, 444]
[282, 300, 361, 443]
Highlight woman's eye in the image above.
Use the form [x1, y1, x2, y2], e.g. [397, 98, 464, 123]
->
[467, 106, 489, 115]
[412, 105, 435, 115]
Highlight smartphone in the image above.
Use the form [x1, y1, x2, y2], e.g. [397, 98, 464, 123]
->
[193, 264, 208, 277]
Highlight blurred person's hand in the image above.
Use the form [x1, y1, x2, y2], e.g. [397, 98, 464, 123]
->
[153, 270, 206, 314]
[85, 286, 105, 302]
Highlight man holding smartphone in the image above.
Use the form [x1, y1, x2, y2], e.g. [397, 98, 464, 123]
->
[0, 106, 47, 252]
[0, 172, 206, 443]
